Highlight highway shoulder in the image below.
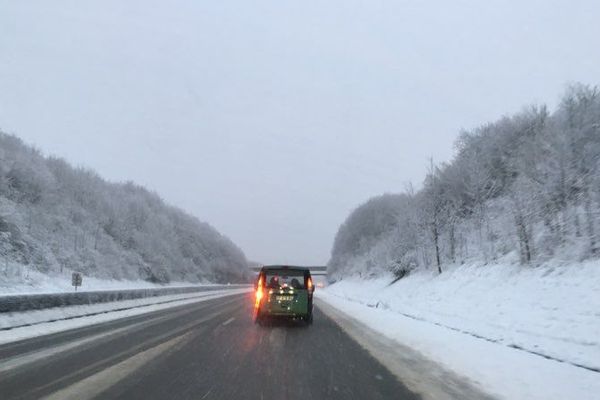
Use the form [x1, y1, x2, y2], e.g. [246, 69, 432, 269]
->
[316, 298, 498, 400]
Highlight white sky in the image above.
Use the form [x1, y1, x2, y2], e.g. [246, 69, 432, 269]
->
[1, 0, 599, 265]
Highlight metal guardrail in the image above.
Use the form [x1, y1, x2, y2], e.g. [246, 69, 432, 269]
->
[0, 285, 246, 313]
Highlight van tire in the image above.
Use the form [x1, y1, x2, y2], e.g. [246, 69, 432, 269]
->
[305, 312, 313, 325]
[255, 309, 263, 325]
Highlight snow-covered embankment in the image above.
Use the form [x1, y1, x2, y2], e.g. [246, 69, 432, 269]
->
[319, 261, 600, 400]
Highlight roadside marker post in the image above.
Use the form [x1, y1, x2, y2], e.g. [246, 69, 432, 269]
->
[72, 272, 83, 292]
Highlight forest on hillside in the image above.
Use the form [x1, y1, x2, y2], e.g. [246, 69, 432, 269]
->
[0, 133, 249, 284]
[329, 84, 600, 280]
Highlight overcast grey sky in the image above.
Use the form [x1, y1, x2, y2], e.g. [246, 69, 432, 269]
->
[1, 1, 599, 265]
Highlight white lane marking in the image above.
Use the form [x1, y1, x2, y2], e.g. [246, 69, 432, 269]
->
[222, 317, 235, 326]
[0, 321, 149, 374]
[41, 331, 194, 400]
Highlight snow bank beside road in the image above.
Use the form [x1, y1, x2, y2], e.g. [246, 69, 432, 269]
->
[0, 268, 221, 296]
[0, 288, 251, 344]
[319, 261, 600, 400]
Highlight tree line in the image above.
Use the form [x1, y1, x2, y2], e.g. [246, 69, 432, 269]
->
[329, 84, 600, 280]
[0, 133, 249, 283]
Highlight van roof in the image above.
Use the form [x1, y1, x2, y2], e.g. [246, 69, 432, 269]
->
[260, 265, 310, 271]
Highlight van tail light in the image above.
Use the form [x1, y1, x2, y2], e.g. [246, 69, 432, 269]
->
[255, 276, 264, 308]
[307, 277, 313, 292]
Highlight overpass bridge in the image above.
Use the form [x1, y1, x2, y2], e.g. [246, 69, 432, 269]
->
[250, 265, 328, 276]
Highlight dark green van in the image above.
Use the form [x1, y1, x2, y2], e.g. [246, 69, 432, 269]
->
[253, 265, 314, 325]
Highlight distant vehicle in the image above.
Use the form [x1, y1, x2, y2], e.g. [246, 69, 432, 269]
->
[253, 265, 314, 325]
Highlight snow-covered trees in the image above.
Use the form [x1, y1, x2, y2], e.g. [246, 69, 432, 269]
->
[329, 194, 407, 279]
[0, 133, 249, 284]
[329, 84, 600, 279]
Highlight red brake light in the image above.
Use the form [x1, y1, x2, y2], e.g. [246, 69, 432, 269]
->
[255, 276, 264, 307]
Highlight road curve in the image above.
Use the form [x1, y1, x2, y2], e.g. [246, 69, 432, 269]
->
[0, 292, 420, 400]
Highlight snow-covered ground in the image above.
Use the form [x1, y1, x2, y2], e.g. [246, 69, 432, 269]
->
[319, 261, 600, 400]
[0, 287, 251, 344]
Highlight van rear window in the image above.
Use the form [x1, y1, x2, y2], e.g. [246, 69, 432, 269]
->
[265, 270, 305, 289]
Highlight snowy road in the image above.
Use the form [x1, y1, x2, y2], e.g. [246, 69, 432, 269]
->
[0, 292, 459, 400]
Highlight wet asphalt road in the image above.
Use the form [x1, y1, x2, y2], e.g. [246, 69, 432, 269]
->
[0, 292, 420, 400]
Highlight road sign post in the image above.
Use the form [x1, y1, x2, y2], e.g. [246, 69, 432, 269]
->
[72, 272, 82, 292]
